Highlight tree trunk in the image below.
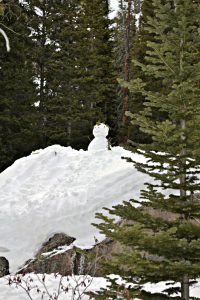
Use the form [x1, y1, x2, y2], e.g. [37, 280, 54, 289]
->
[122, 0, 132, 128]
[180, 119, 189, 300]
[181, 275, 189, 300]
[67, 120, 72, 147]
[179, 33, 190, 300]
[38, 8, 47, 147]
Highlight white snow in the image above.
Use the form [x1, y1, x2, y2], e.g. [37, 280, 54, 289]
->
[41, 245, 74, 258]
[0, 274, 200, 300]
[0, 274, 107, 300]
[109, 0, 119, 19]
[0, 124, 150, 273]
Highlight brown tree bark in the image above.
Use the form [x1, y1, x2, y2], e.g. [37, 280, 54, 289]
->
[122, 0, 132, 128]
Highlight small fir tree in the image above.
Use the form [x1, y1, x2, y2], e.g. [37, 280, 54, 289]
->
[94, 1, 200, 299]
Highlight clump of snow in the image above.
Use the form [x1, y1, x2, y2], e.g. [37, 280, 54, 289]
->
[42, 245, 74, 258]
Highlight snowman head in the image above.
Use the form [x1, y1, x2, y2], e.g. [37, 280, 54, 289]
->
[93, 123, 109, 138]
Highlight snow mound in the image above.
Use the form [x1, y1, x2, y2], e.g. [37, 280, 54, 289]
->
[0, 137, 148, 272]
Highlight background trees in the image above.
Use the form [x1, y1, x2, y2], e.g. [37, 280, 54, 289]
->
[0, 0, 118, 170]
[0, 0, 158, 171]
[28, 0, 117, 149]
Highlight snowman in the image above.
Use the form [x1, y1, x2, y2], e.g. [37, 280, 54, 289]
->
[88, 123, 109, 152]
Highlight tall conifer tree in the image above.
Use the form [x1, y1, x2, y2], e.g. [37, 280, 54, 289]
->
[95, 1, 200, 299]
[27, 0, 66, 147]
[114, 0, 138, 143]
[115, 0, 157, 144]
[79, 0, 118, 145]
[129, 0, 157, 144]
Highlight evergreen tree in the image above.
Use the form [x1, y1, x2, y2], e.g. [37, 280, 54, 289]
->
[95, 1, 200, 299]
[115, 0, 158, 144]
[114, 0, 138, 143]
[128, 0, 157, 144]
[0, 1, 37, 171]
[27, 0, 66, 148]
[78, 0, 118, 146]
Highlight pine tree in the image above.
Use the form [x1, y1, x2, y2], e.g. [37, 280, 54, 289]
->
[114, 0, 138, 143]
[77, 0, 118, 146]
[115, 0, 158, 144]
[95, 1, 200, 299]
[0, 1, 37, 171]
[26, 0, 65, 148]
[128, 0, 158, 144]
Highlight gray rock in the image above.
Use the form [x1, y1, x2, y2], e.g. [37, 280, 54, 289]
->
[19, 236, 128, 277]
[0, 257, 9, 277]
[20, 233, 77, 275]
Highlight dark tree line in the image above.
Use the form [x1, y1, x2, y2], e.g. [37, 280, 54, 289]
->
[0, 0, 156, 172]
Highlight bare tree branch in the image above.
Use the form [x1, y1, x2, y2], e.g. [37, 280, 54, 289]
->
[0, 28, 10, 51]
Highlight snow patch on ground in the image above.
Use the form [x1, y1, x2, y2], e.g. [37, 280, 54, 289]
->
[0, 274, 107, 300]
[1, 274, 200, 300]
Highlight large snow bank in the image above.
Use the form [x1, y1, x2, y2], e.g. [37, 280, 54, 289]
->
[0, 125, 149, 273]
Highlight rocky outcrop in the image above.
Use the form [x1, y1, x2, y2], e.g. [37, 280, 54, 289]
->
[20, 233, 77, 275]
[23, 247, 80, 275]
[36, 233, 75, 257]
[0, 257, 9, 277]
[19, 233, 128, 277]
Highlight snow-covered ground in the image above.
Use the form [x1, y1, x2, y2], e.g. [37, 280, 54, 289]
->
[1, 274, 200, 300]
[0, 274, 107, 300]
[0, 124, 150, 273]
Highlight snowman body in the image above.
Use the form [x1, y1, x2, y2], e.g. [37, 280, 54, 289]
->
[88, 124, 109, 152]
